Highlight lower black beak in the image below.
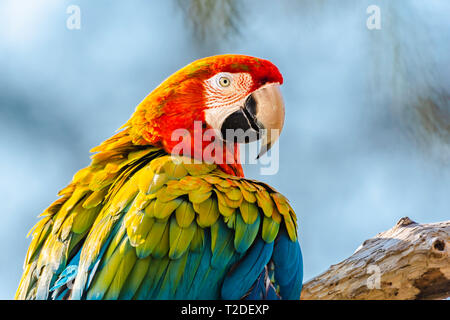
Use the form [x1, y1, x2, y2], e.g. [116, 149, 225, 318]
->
[220, 94, 261, 143]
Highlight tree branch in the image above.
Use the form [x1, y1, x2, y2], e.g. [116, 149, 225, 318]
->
[300, 217, 450, 300]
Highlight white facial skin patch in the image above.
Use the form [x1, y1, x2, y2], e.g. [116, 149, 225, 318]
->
[203, 72, 253, 131]
[203, 72, 253, 108]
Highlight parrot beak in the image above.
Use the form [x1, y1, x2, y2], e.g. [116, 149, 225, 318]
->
[251, 83, 285, 158]
[218, 83, 285, 158]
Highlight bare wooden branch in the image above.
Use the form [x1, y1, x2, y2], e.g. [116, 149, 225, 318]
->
[300, 217, 450, 300]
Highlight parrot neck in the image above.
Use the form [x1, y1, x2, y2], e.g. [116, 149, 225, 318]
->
[160, 124, 244, 177]
[213, 142, 244, 177]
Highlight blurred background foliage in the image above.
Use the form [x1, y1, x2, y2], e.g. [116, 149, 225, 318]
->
[177, 0, 243, 43]
[0, 0, 449, 298]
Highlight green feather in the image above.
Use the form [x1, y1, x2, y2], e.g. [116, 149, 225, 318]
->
[103, 247, 137, 300]
[169, 216, 197, 259]
[135, 219, 168, 259]
[234, 213, 261, 253]
[126, 212, 154, 247]
[239, 200, 259, 224]
[210, 219, 235, 268]
[118, 256, 151, 299]
[134, 256, 170, 299]
[157, 252, 189, 298]
[190, 227, 205, 253]
[87, 237, 132, 300]
[152, 220, 170, 258]
[175, 201, 195, 227]
[262, 216, 280, 243]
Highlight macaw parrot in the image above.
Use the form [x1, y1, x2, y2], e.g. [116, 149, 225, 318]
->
[16, 54, 303, 300]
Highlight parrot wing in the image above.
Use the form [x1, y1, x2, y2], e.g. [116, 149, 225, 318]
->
[16, 134, 301, 300]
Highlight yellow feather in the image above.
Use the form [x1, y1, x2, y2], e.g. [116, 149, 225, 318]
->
[239, 200, 259, 224]
[271, 193, 290, 216]
[25, 217, 52, 266]
[52, 187, 89, 233]
[188, 190, 212, 204]
[202, 175, 223, 184]
[283, 212, 297, 241]
[190, 227, 204, 252]
[100, 219, 127, 266]
[163, 157, 188, 179]
[147, 173, 168, 194]
[240, 180, 258, 192]
[82, 188, 108, 209]
[104, 248, 137, 300]
[126, 211, 155, 247]
[168, 217, 196, 259]
[153, 198, 182, 219]
[183, 162, 216, 176]
[60, 214, 74, 241]
[165, 180, 189, 196]
[223, 194, 243, 208]
[87, 238, 132, 300]
[136, 219, 168, 259]
[106, 179, 139, 216]
[218, 201, 235, 217]
[238, 184, 257, 203]
[175, 201, 195, 227]
[155, 185, 181, 202]
[118, 255, 151, 299]
[262, 216, 280, 243]
[178, 176, 204, 191]
[144, 199, 156, 218]
[152, 220, 170, 258]
[80, 215, 117, 268]
[89, 169, 117, 191]
[128, 191, 153, 212]
[193, 197, 219, 227]
[72, 205, 100, 234]
[214, 184, 231, 193]
[255, 189, 274, 217]
[271, 207, 282, 224]
[72, 167, 92, 183]
[225, 187, 242, 201]
[137, 165, 155, 193]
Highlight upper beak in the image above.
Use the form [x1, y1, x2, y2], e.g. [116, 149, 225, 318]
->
[251, 83, 285, 158]
[219, 83, 285, 158]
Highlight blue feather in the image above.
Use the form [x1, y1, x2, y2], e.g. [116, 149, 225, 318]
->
[272, 229, 303, 300]
[221, 237, 274, 299]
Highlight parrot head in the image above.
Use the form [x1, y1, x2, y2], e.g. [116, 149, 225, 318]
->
[124, 54, 285, 176]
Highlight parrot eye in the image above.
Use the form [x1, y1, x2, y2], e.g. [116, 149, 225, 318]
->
[218, 76, 232, 88]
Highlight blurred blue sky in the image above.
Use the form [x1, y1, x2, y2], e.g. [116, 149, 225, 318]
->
[0, 1, 449, 299]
